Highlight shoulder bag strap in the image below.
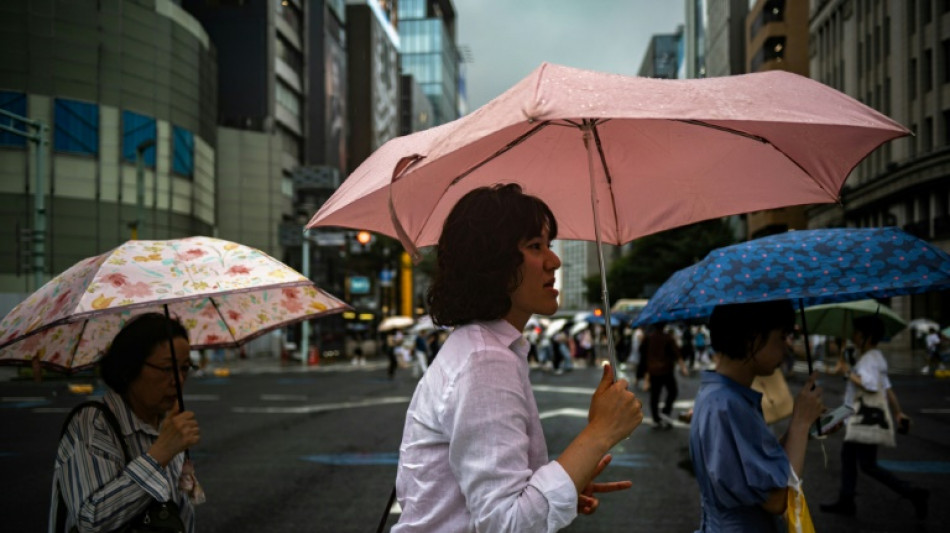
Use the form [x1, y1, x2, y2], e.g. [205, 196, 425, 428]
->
[55, 400, 131, 533]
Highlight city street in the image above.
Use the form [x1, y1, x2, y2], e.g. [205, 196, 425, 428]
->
[2, 357, 947, 532]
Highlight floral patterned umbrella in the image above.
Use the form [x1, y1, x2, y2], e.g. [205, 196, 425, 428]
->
[0, 236, 349, 373]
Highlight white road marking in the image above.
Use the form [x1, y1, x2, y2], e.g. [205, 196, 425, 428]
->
[532, 385, 594, 395]
[233, 396, 410, 414]
[182, 394, 220, 401]
[261, 394, 308, 401]
[538, 408, 588, 420]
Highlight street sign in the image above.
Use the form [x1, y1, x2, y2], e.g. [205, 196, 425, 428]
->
[379, 268, 395, 287]
[349, 276, 371, 294]
[314, 232, 346, 246]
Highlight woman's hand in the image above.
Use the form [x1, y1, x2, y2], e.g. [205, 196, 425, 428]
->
[588, 364, 643, 447]
[149, 401, 200, 466]
[792, 373, 825, 425]
[578, 454, 632, 515]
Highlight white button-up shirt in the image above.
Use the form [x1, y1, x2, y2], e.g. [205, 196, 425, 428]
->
[844, 348, 892, 407]
[393, 320, 577, 532]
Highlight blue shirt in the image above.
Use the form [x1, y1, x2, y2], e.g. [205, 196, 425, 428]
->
[690, 371, 789, 532]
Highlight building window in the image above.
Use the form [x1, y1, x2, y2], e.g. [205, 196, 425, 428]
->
[278, 125, 300, 161]
[276, 35, 303, 76]
[923, 0, 933, 24]
[275, 0, 302, 34]
[884, 17, 890, 57]
[910, 58, 918, 99]
[0, 90, 28, 147]
[924, 48, 933, 92]
[54, 99, 98, 156]
[122, 110, 156, 166]
[944, 39, 950, 83]
[275, 80, 301, 117]
[751, 36, 786, 70]
[172, 126, 194, 178]
[908, 0, 916, 33]
[924, 117, 934, 152]
[750, 0, 785, 38]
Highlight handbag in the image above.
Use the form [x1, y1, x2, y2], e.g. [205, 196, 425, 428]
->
[844, 387, 896, 447]
[54, 401, 186, 533]
[751, 369, 794, 424]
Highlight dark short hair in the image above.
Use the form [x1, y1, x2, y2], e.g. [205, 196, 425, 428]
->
[709, 300, 794, 361]
[427, 183, 558, 326]
[853, 314, 885, 344]
[99, 313, 189, 394]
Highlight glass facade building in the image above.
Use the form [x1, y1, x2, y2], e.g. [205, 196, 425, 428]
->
[397, 0, 459, 125]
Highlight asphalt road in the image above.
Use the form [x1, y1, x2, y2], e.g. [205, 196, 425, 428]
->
[2, 359, 947, 532]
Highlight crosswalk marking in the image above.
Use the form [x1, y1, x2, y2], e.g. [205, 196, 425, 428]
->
[233, 396, 410, 414]
[261, 394, 308, 401]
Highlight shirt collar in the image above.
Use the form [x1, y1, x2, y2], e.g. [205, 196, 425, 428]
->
[700, 370, 762, 407]
[479, 319, 530, 359]
[103, 388, 160, 437]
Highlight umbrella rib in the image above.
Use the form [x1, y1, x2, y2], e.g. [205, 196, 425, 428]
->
[62, 319, 89, 371]
[209, 297, 241, 345]
[676, 119, 839, 201]
[591, 122, 621, 234]
[448, 121, 551, 186]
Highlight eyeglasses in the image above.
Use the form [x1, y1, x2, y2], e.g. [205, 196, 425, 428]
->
[143, 361, 199, 376]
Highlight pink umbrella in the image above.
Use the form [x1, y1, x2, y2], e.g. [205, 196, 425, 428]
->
[0, 236, 349, 379]
[306, 62, 909, 372]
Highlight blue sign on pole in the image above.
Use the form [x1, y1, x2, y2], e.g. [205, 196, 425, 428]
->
[379, 268, 395, 287]
[350, 276, 371, 294]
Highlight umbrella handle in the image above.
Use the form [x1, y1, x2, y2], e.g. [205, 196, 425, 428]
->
[163, 305, 186, 412]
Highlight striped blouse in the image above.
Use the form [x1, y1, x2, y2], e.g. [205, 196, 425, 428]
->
[48, 389, 195, 532]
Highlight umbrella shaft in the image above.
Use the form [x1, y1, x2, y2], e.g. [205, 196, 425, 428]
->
[582, 124, 621, 382]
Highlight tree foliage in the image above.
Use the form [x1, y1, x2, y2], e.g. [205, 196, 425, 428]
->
[584, 218, 739, 304]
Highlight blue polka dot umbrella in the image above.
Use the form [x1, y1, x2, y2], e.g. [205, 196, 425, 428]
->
[633, 227, 950, 371]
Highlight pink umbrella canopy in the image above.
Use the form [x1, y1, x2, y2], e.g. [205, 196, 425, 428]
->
[306, 62, 909, 373]
[0, 236, 349, 372]
[307, 63, 908, 256]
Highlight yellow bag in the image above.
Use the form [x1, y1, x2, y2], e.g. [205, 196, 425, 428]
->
[786, 475, 816, 533]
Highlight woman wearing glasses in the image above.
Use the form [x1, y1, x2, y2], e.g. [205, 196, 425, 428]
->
[49, 313, 202, 532]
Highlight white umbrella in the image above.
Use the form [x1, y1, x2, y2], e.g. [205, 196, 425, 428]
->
[379, 315, 414, 332]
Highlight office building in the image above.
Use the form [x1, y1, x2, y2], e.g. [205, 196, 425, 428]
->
[0, 0, 217, 300]
[808, 0, 950, 323]
[397, 0, 460, 126]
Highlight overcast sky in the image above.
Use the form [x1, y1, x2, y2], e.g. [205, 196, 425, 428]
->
[453, 0, 686, 109]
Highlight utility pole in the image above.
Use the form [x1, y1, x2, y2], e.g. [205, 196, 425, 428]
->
[301, 228, 311, 368]
[0, 108, 49, 291]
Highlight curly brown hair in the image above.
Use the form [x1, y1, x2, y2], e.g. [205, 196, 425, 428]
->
[427, 184, 558, 326]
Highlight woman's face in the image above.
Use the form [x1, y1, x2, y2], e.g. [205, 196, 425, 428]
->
[750, 328, 788, 375]
[505, 226, 561, 329]
[126, 336, 192, 425]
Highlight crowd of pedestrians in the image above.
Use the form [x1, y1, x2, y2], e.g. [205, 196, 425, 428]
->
[44, 183, 938, 533]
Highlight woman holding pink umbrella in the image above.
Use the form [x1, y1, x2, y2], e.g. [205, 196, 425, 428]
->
[392, 184, 643, 532]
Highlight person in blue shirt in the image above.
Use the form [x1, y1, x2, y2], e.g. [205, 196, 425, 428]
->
[690, 300, 824, 532]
